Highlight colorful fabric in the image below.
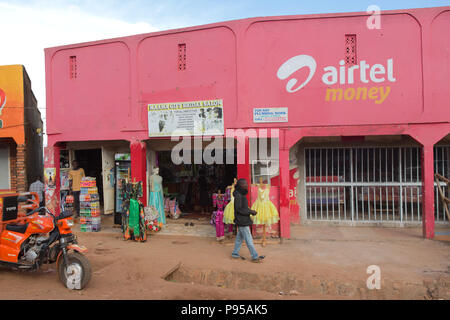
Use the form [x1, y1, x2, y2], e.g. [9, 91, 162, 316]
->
[251, 186, 280, 225]
[128, 199, 141, 238]
[215, 210, 225, 238]
[149, 180, 166, 224]
[223, 186, 235, 224]
[213, 194, 227, 239]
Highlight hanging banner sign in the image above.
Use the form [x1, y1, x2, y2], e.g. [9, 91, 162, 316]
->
[148, 99, 224, 137]
[253, 107, 288, 123]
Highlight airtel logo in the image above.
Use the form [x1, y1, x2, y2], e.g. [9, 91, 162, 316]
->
[277, 54, 396, 93]
[276, 55, 317, 93]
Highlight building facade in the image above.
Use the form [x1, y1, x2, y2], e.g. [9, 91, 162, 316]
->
[0, 65, 43, 194]
[44, 6, 450, 239]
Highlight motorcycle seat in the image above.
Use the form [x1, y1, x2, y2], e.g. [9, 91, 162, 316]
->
[5, 223, 29, 234]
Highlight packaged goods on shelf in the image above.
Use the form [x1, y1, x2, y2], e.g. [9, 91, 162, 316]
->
[79, 177, 101, 232]
[64, 194, 74, 214]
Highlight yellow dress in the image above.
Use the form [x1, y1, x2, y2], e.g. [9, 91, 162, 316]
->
[223, 186, 235, 224]
[251, 186, 280, 225]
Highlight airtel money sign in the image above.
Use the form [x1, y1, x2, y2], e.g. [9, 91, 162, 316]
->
[277, 55, 396, 104]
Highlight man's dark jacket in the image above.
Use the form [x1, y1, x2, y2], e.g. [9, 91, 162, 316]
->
[233, 186, 254, 226]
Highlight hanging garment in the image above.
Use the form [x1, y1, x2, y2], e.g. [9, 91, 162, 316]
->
[128, 198, 141, 239]
[149, 180, 166, 224]
[251, 186, 280, 225]
[214, 195, 227, 240]
[223, 186, 235, 224]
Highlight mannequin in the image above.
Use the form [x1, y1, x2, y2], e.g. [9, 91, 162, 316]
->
[251, 177, 280, 247]
[223, 178, 237, 233]
[148, 167, 166, 224]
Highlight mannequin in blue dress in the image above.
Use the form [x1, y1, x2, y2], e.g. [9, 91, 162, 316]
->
[149, 167, 166, 224]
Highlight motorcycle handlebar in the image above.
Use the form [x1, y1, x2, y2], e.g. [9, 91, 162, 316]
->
[26, 207, 55, 218]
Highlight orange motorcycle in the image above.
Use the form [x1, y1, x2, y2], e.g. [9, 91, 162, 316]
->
[0, 192, 92, 289]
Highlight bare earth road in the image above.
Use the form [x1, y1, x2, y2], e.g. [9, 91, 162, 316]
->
[0, 223, 449, 300]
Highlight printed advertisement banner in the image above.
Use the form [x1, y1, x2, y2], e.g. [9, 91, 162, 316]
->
[253, 107, 288, 123]
[148, 99, 224, 137]
[44, 168, 56, 189]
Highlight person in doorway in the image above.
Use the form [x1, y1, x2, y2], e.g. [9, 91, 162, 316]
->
[29, 175, 45, 207]
[231, 178, 265, 263]
[69, 160, 85, 219]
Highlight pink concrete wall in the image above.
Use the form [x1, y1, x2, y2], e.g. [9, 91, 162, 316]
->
[137, 27, 237, 130]
[239, 14, 422, 127]
[44, 7, 450, 239]
[47, 42, 131, 142]
[44, 7, 450, 147]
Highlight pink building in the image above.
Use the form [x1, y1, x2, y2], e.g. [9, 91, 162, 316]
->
[44, 6, 450, 239]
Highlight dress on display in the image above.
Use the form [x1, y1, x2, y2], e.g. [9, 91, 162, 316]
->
[149, 178, 166, 224]
[251, 186, 280, 225]
[223, 185, 235, 224]
[213, 194, 227, 240]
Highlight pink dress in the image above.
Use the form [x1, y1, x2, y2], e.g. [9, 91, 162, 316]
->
[213, 194, 227, 239]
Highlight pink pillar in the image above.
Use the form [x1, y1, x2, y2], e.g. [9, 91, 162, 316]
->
[130, 140, 147, 205]
[44, 144, 61, 216]
[237, 136, 251, 203]
[421, 144, 435, 239]
[279, 148, 291, 239]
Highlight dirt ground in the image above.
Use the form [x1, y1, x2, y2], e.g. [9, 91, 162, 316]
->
[0, 219, 449, 300]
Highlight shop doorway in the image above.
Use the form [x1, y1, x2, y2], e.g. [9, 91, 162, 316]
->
[74, 149, 104, 206]
[157, 149, 237, 222]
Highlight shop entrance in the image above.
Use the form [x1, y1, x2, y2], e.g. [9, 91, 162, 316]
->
[74, 149, 104, 206]
[156, 149, 237, 222]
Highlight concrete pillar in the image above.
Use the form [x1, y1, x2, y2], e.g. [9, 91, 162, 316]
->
[130, 140, 147, 205]
[297, 145, 307, 225]
[279, 147, 291, 239]
[421, 144, 435, 239]
[44, 144, 61, 216]
[237, 135, 250, 202]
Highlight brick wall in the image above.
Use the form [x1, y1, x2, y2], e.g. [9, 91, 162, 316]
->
[16, 144, 27, 192]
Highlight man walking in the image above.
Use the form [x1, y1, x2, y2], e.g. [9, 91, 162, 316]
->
[29, 175, 45, 207]
[231, 178, 265, 263]
[69, 160, 85, 219]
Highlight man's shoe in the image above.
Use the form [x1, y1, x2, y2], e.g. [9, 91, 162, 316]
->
[251, 256, 265, 263]
[231, 255, 246, 260]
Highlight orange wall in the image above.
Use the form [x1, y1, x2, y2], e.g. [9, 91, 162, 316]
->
[0, 65, 24, 144]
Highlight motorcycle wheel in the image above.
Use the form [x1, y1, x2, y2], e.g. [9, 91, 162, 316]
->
[58, 252, 92, 290]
